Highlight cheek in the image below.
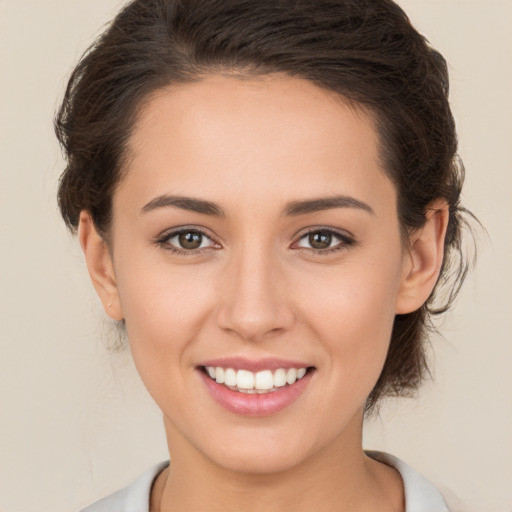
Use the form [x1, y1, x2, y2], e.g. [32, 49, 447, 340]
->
[112, 251, 217, 384]
[116, 248, 227, 394]
[293, 254, 403, 392]
[115, 274, 218, 427]
[114, 235, 215, 329]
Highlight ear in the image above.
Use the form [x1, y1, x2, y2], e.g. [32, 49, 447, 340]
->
[395, 201, 449, 314]
[78, 211, 124, 321]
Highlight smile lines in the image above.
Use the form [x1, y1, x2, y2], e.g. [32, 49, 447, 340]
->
[203, 366, 308, 394]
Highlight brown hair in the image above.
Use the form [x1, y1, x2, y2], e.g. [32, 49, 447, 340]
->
[56, 0, 474, 412]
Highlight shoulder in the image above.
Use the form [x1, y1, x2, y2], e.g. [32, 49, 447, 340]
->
[366, 451, 450, 512]
[79, 462, 169, 512]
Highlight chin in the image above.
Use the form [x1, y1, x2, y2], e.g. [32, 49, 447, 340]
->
[208, 440, 312, 476]
[190, 418, 345, 477]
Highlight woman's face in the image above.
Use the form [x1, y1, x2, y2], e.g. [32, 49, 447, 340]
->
[106, 75, 411, 473]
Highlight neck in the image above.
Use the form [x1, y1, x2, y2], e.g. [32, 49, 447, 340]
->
[152, 413, 404, 512]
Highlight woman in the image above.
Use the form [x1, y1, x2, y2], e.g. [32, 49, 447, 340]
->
[55, 1, 473, 510]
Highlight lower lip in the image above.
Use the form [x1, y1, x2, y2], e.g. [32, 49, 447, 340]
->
[198, 369, 314, 417]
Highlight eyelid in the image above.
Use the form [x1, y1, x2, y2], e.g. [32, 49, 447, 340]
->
[155, 225, 221, 254]
[291, 226, 356, 252]
[154, 225, 355, 255]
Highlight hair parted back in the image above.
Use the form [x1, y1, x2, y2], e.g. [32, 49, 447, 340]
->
[56, 0, 474, 412]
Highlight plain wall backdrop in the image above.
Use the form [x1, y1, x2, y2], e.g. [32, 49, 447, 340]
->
[1, 1, 511, 511]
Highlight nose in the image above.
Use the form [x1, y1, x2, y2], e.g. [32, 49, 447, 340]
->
[215, 244, 295, 343]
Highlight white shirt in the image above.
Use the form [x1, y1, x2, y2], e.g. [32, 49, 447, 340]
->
[80, 452, 450, 512]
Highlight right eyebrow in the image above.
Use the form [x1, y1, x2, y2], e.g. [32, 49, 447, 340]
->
[141, 195, 225, 217]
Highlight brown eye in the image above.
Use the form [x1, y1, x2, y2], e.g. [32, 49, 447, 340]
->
[178, 231, 203, 250]
[308, 232, 332, 249]
[160, 229, 217, 253]
[295, 229, 354, 253]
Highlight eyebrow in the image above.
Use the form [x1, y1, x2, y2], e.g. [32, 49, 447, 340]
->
[283, 195, 374, 216]
[141, 195, 225, 216]
[141, 193, 374, 217]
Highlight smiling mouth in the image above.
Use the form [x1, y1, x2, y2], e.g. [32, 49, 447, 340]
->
[200, 366, 313, 394]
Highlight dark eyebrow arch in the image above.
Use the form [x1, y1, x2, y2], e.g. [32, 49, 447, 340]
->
[283, 195, 374, 216]
[141, 195, 225, 217]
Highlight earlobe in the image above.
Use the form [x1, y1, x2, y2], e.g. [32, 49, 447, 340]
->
[395, 201, 449, 314]
[78, 211, 124, 321]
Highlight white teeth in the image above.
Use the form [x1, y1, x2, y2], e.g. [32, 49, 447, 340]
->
[286, 368, 297, 385]
[273, 368, 287, 387]
[236, 369, 255, 390]
[205, 366, 309, 393]
[224, 368, 237, 387]
[254, 370, 273, 390]
[215, 367, 225, 384]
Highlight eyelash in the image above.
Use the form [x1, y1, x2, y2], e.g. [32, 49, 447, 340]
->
[293, 228, 356, 255]
[155, 227, 218, 256]
[155, 227, 356, 256]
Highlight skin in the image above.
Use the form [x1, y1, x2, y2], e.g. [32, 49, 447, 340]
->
[79, 74, 448, 512]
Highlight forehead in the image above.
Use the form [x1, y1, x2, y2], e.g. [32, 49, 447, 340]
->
[118, 74, 395, 216]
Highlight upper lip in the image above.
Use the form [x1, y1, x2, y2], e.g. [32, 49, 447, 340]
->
[197, 357, 313, 372]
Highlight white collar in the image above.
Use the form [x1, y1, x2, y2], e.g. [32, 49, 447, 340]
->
[81, 452, 449, 512]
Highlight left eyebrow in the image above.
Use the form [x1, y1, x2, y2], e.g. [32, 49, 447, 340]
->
[283, 195, 375, 216]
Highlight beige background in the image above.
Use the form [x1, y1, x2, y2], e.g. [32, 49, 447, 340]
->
[1, 1, 511, 511]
